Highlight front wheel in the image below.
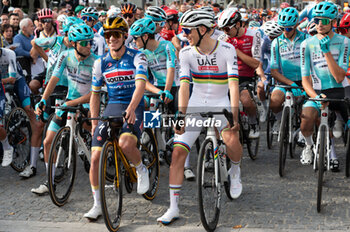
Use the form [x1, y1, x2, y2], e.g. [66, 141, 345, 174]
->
[266, 109, 275, 149]
[99, 141, 123, 232]
[197, 138, 220, 231]
[279, 109, 289, 177]
[317, 126, 326, 213]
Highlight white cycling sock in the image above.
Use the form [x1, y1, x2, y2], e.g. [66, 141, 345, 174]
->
[330, 138, 337, 160]
[184, 154, 190, 168]
[135, 160, 145, 172]
[230, 160, 241, 175]
[45, 162, 48, 175]
[304, 136, 314, 146]
[92, 185, 101, 207]
[1, 137, 11, 150]
[169, 185, 181, 211]
[30, 147, 40, 168]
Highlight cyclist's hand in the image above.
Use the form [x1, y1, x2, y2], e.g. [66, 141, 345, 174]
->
[34, 99, 46, 116]
[319, 35, 330, 54]
[291, 83, 302, 97]
[229, 122, 240, 132]
[163, 90, 173, 104]
[56, 103, 67, 119]
[158, 90, 164, 102]
[316, 94, 328, 109]
[125, 108, 136, 124]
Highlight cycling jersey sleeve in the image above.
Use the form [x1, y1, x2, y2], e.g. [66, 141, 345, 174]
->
[338, 38, 350, 72]
[52, 52, 68, 79]
[35, 37, 57, 50]
[7, 49, 17, 79]
[226, 44, 239, 81]
[93, 35, 105, 57]
[300, 40, 311, 77]
[91, 58, 103, 93]
[252, 30, 262, 61]
[134, 52, 148, 82]
[165, 42, 177, 69]
[270, 38, 280, 70]
[179, 47, 191, 84]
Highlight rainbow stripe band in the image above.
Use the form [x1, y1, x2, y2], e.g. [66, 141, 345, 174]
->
[174, 141, 190, 153]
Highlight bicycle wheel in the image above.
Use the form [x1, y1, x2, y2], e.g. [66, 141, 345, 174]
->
[164, 137, 173, 166]
[141, 128, 159, 201]
[6, 107, 31, 172]
[48, 126, 77, 207]
[223, 154, 233, 200]
[197, 137, 220, 231]
[99, 141, 123, 232]
[266, 109, 275, 149]
[346, 128, 350, 178]
[279, 109, 289, 177]
[317, 126, 326, 213]
[247, 122, 260, 160]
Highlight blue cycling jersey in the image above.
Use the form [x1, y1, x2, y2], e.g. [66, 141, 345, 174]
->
[92, 47, 148, 105]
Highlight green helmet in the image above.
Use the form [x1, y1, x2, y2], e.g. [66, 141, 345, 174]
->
[129, 18, 156, 37]
[313, 2, 338, 19]
[68, 24, 94, 42]
[278, 7, 299, 27]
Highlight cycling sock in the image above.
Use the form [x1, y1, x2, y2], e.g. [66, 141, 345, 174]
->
[45, 162, 48, 174]
[230, 160, 241, 175]
[248, 115, 257, 125]
[30, 147, 40, 168]
[92, 185, 101, 207]
[169, 185, 181, 210]
[184, 154, 190, 168]
[330, 138, 337, 160]
[304, 136, 314, 146]
[1, 137, 11, 150]
[135, 160, 145, 172]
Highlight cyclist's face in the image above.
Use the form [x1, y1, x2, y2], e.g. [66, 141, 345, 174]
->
[105, 31, 125, 50]
[315, 17, 333, 35]
[76, 40, 92, 57]
[133, 35, 146, 49]
[183, 27, 199, 46]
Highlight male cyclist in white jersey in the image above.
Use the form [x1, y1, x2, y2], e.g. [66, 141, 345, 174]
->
[157, 10, 242, 224]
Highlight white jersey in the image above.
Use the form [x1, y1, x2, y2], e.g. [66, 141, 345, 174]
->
[179, 40, 238, 107]
[155, 33, 165, 42]
[92, 33, 106, 57]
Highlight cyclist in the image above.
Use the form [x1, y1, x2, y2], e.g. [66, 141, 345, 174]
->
[86, 16, 149, 220]
[80, 7, 105, 57]
[145, 6, 167, 42]
[36, 8, 57, 39]
[256, 21, 283, 122]
[32, 23, 96, 194]
[160, 9, 179, 42]
[269, 7, 308, 134]
[218, 9, 262, 138]
[94, 10, 106, 32]
[121, 3, 137, 48]
[300, 1, 349, 172]
[157, 10, 242, 224]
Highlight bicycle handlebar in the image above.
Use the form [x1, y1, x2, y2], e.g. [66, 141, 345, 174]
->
[275, 84, 304, 90]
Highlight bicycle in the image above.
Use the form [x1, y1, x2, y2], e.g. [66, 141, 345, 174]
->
[47, 104, 91, 207]
[97, 114, 159, 232]
[276, 85, 305, 177]
[263, 75, 277, 150]
[308, 97, 349, 212]
[3, 84, 31, 172]
[196, 109, 235, 231]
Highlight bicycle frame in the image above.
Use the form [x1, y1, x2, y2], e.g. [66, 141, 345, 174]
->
[277, 90, 294, 144]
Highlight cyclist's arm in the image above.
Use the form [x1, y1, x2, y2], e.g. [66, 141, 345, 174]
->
[228, 80, 239, 123]
[91, 58, 103, 121]
[66, 92, 91, 106]
[256, 63, 266, 81]
[236, 49, 260, 69]
[271, 69, 294, 85]
[171, 36, 181, 58]
[164, 43, 177, 92]
[42, 76, 59, 101]
[178, 47, 191, 114]
[2, 49, 17, 84]
[31, 40, 48, 62]
[237, 29, 262, 70]
[145, 81, 162, 93]
[300, 40, 317, 97]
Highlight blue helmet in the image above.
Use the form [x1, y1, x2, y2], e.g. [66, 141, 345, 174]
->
[145, 6, 166, 22]
[63, 17, 84, 34]
[129, 18, 156, 37]
[68, 24, 94, 42]
[81, 7, 99, 20]
[278, 7, 299, 27]
[313, 2, 338, 19]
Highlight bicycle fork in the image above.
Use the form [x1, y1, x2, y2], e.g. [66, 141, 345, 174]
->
[313, 107, 330, 171]
[277, 91, 294, 144]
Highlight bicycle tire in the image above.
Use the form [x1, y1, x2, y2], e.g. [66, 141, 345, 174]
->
[6, 107, 31, 172]
[48, 126, 77, 207]
[223, 154, 233, 200]
[266, 109, 275, 150]
[246, 123, 260, 160]
[197, 137, 220, 231]
[346, 128, 350, 178]
[164, 137, 173, 166]
[317, 126, 326, 213]
[99, 141, 123, 232]
[279, 109, 289, 177]
[141, 128, 159, 201]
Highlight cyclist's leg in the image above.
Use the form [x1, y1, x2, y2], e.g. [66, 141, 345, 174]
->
[269, 88, 285, 133]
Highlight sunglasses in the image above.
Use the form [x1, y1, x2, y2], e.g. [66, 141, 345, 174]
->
[223, 24, 236, 32]
[339, 27, 350, 34]
[156, 21, 166, 27]
[40, 18, 52, 23]
[82, 16, 94, 22]
[78, 40, 93, 47]
[104, 30, 124, 39]
[314, 18, 331, 25]
[281, 27, 294, 32]
[182, 27, 196, 35]
[123, 13, 134, 19]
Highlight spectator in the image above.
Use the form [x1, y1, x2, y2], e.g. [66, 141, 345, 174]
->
[135, 7, 144, 20]
[1, 23, 13, 47]
[0, 14, 8, 24]
[1, 0, 9, 15]
[31, 13, 42, 38]
[13, 8, 23, 21]
[9, 13, 19, 35]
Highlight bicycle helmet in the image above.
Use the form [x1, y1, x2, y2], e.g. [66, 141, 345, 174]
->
[166, 9, 179, 21]
[68, 24, 94, 42]
[81, 7, 99, 20]
[57, 14, 67, 23]
[107, 7, 122, 18]
[130, 18, 156, 36]
[249, 21, 261, 27]
[312, 2, 337, 19]
[99, 11, 107, 17]
[252, 14, 260, 21]
[63, 17, 84, 33]
[145, 6, 166, 22]
[241, 13, 249, 22]
[180, 10, 215, 28]
[261, 9, 268, 17]
[217, 8, 241, 28]
[37, 8, 53, 19]
[103, 16, 129, 32]
[280, 2, 290, 9]
[239, 8, 247, 13]
[199, 6, 215, 16]
[121, 3, 137, 14]
[278, 7, 299, 27]
[307, 18, 317, 35]
[339, 13, 350, 28]
[263, 21, 283, 37]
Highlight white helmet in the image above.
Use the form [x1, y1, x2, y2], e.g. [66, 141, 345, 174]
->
[180, 10, 215, 28]
[271, 7, 277, 12]
[239, 8, 247, 13]
[241, 13, 249, 21]
[57, 14, 67, 23]
[307, 18, 317, 35]
[107, 7, 121, 18]
[217, 8, 240, 28]
[263, 21, 283, 37]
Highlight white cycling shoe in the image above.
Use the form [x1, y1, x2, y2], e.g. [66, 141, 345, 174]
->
[136, 165, 149, 195]
[229, 167, 242, 199]
[157, 208, 179, 225]
[300, 145, 313, 165]
[84, 205, 102, 220]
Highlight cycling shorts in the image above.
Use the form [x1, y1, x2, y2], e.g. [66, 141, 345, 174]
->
[14, 77, 31, 108]
[91, 103, 144, 151]
[239, 76, 255, 92]
[272, 81, 302, 95]
[32, 70, 46, 87]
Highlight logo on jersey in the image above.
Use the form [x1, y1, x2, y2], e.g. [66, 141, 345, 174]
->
[144, 110, 161, 128]
[105, 70, 135, 83]
[107, 62, 113, 68]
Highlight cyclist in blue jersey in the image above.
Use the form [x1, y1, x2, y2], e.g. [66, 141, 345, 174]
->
[32, 24, 97, 194]
[270, 7, 308, 134]
[300, 2, 350, 171]
[87, 16, 149, 220]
